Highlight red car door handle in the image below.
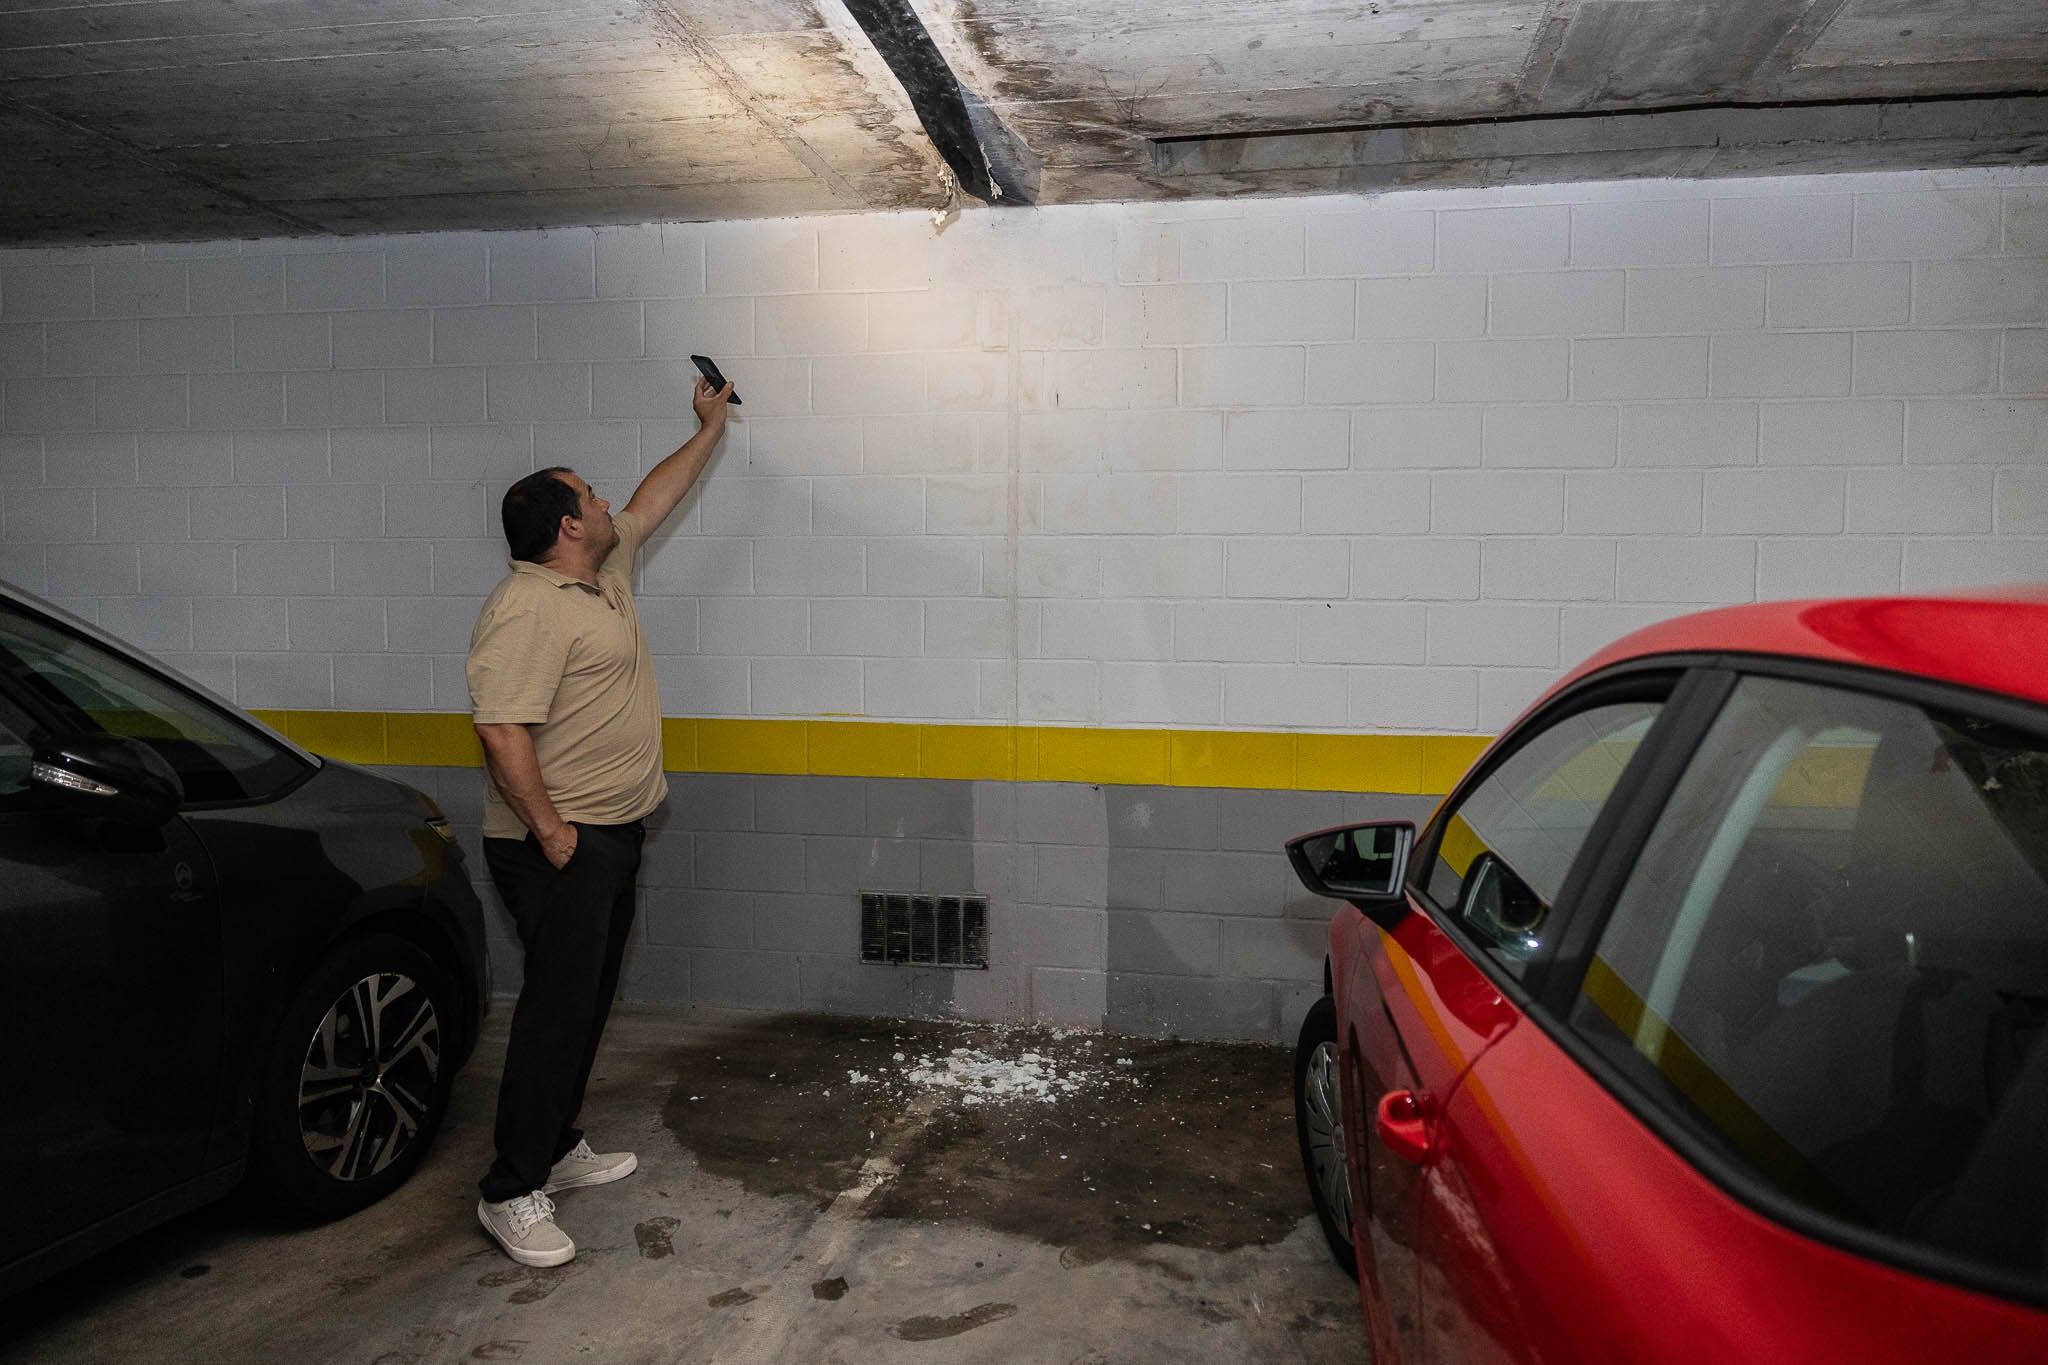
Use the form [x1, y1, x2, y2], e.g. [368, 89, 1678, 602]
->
[1376, 1089, 1433, 1164]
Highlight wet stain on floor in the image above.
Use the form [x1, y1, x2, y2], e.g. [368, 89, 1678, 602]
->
[708, 1286, 756, 1308]
[811, 1276, 849, 1300]
[659, 1015, 1302, 1263]
[893, 1301, 1018, 1341]
[475, 1265, 570, 1304]
[633, 1216, 680, 1259]
[368, 1327, 456, 1365]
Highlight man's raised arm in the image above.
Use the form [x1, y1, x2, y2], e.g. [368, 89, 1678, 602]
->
[620, 376, 733, 531]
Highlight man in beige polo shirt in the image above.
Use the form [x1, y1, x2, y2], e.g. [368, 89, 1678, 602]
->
[467, 375, 731, 1267]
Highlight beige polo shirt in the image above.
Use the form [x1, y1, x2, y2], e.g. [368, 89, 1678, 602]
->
[467, 509, 667, 839]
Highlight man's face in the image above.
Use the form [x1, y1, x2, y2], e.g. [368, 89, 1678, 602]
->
[557, 472, 617, 555]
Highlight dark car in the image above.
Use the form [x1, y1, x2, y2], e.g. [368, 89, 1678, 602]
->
[1289, 591, 2048, 1362]
[0, 581, 488, 1297]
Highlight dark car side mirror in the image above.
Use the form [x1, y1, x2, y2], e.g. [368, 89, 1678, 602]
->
[31, 734, 185, 827]
[1287, 820, 1415, 922]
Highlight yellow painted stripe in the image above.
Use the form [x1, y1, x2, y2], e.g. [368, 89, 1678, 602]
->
[695, 718, 805, 775]
[807, 719, 921, 778]
[1037, 726, 1172, 785]
[1295, 731, 1424, 794]
[1171, 730, 1297, 790]
[1422, 735, 1494, 794]
[919, 723, 1021, 781]
[388, 711, 484, 767]
[253, 711, 1496, 794]
[658, 717, 698, 772]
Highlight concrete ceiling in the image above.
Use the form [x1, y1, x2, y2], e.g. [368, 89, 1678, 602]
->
[3, 0, 2045, 244]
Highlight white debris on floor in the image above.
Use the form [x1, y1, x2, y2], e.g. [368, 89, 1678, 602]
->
[844, 1032, 1141, 1107]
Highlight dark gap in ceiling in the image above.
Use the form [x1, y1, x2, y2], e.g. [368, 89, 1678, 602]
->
[839, 0, 1033, 205]
[1151, 91, 2048, 147]
[1149, 93, 2048, 177]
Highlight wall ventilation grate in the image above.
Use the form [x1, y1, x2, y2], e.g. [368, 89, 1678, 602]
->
[860, 892, 988, 969]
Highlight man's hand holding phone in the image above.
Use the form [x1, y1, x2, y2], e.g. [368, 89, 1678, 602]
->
[692, 374, 734, 425]
[690, 354, 740, 406]
[618, 356, 733, 525]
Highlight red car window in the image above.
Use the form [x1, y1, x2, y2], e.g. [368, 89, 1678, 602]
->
[1571, 673, 2048, 1290]
[1421, 700, 1663, 979]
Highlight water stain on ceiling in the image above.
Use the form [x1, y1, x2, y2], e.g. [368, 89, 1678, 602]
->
[1, 0, 2043, 243]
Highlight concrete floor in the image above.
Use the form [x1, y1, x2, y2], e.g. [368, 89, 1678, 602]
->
[4, 1004, 1367, 1364]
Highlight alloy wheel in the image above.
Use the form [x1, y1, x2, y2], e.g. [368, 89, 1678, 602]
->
[296, 972, 442, 1181]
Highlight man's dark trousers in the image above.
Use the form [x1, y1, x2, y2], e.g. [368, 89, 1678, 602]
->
[479, 819, 645, 1202]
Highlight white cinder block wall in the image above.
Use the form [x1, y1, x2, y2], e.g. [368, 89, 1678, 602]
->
[3, 168, 2042, 734]
[2, 168, 2044, 1035]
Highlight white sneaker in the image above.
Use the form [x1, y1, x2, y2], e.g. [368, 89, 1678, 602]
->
[543, 1138, 638, 1193]
[477, 1191, 575, 1267]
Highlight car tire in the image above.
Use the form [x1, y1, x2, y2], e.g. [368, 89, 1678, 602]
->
[1295, 993, 1359, 1279]
[248, 932, 456, 1221]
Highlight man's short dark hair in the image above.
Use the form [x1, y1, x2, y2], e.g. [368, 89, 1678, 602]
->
[501, 467, 580, 562]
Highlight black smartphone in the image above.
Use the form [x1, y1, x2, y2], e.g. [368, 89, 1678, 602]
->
[689, 354, 741, 405]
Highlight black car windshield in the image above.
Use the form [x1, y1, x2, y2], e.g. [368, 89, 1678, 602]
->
[0, 602, 304, 805]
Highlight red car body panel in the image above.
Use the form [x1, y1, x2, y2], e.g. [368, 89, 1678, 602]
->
[1322, 591, 2048, 1363]
[1438, 1022, 2048, 1363]
[1332, 900, 1521, 1361]
[1563, 593, 2048, 710]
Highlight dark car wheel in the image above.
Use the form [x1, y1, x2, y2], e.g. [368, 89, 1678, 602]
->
[1295, 994, 1359, 1279]
[249, 932, 455, 1221]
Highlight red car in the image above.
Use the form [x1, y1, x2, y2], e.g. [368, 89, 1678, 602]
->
[1288, 592, 2048, 1362]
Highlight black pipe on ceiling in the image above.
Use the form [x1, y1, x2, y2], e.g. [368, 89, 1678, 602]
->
[838, 0, 1035, 206]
